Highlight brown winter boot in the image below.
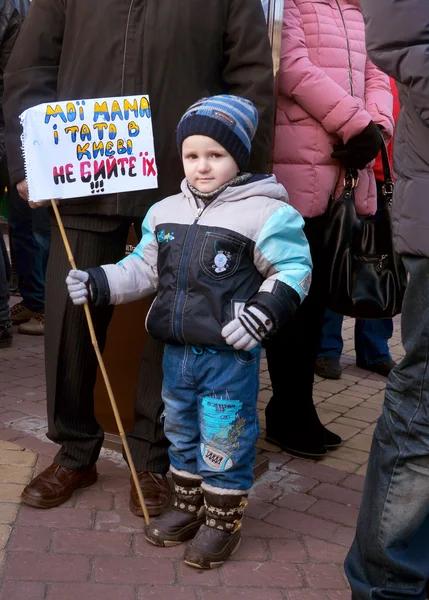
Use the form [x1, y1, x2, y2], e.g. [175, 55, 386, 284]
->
[145, 471, 205, 547]
[183, 487, 248, 569]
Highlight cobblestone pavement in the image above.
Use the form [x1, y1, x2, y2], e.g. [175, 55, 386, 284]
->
[0, 317, 403, 599]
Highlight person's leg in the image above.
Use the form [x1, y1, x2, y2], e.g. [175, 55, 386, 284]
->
[318, 309, 345, 358]
[264, 215, 342, 457]
[145, 344, 205, 544]
[346, 256, 429, 600]
[355, 318, 394, 365]
[183, 346, 261, 569]
[0, 230, 12, 347]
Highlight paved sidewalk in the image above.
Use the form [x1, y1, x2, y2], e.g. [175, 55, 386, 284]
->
[0, 318, 403, 599]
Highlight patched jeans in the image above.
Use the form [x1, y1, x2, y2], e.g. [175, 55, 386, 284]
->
[162, 344, 261, 491]
[346, 256, 429, 599]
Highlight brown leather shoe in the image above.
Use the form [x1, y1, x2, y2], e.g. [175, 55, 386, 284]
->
[21, 463, 98, 509]
[130, 472, 171, 517]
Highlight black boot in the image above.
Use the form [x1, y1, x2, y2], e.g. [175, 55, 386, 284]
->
[0, 320, 12, 349]
[314, 357, 342, 380]
[184, 488, 247, 569]
[145, 471, 205, 547]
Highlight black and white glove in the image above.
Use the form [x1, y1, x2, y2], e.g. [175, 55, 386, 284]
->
[222, 305, 273, 351]
[66, 270, 91, 305]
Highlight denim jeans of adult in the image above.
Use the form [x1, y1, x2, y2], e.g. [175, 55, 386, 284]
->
[162, 344, 261, 491]
[318, 308, 393, 365]
[345, 256, 429, 599]
[0, 231, 10, 322]
[7, 184, 50, 313]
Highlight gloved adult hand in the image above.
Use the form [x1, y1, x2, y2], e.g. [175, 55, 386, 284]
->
[331, 121, 382, 170]
[66, 270, 90, 305]
[222, 305, 273, 351]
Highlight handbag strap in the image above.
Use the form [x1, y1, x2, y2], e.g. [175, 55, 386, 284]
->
[378, 130, 394, 204]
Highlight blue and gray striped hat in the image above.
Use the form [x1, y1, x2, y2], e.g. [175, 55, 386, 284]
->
[176, 95, 259, 171]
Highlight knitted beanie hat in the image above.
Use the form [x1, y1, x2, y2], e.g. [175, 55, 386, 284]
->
[176, 95, 259, 171]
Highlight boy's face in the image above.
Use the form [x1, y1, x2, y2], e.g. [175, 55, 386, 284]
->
[182, 135, 239, 193]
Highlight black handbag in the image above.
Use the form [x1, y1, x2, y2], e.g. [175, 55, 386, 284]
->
[324, 139, 407, 319]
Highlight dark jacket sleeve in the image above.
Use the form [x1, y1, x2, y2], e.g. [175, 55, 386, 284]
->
[360, 0, 429, 126]
[3, 0, 66, 185]
[223, 0, 274, 173]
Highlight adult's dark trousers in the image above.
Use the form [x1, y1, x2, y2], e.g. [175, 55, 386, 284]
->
[0, 159, 10, 322]
[45, 216, 170, 473]
[345, 256, 429, 599]
[7, 172, 50, 313]
[264, 215, 328, 438]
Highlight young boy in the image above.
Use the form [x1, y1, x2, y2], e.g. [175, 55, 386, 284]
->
[66, 95, 312, 569]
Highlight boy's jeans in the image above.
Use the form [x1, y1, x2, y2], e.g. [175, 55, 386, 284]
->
[345, 256, 429, 599]
[318, 308, 393, 366]
[162, 344, 261, 491]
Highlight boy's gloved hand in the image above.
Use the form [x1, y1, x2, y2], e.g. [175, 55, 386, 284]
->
[66, 269, 90, 305]
[222, 305, 273, 351]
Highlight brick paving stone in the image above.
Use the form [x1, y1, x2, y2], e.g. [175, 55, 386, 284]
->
[340, 390, 371, 400]
[277, 474, 320, 494]
[0, 427, 23, 441]
[317, 402, 349, 415]
[328, 446, 369, 465]
[301, 564, 348, 590]
[310, 484, 362, 509]
[0, 483, 28, 502]
[0, 447, 37, 467]
[0, 525, 10, 549]
[303, 537, 348, 564]
[176, 562, 221, 586]
[345, 407, 381, 423]
[221, 560, 303, 588]
[326, 591, 351, 599]
[94, 509, 144, 532]
[331, 526, 355, 547]
[344, 435, 373, 453]
[139, 586, 197, 599]
[335, 417, 371, 430]
[8, 526, 52, 552]
[355, 464, 367, 476]
[4, 387, 47, 402]
[4, 551, 90, 582]
[17, 505, 93, 529]
[275, 492, 317, 512]
[53, 530, 131, 555]
[328, 395, 363, 409]
[320, 457, 360, 474]
[288, 592, 328, 600]
[74, 488, 114, 510]
[308, 500, 359, 527]
[269, 538, 307, 563]
[47, 583, 136, 600]
[340, 474, 365, 492]
[0, 581, 46, 600]
[0, 503, 18, 524]
[264, 508, 338, 540]
[230, 537, 268, 561]
[92, 556, 175, 585]
[11, 401, 48, 418]
[317, 409, 342, 425]
[199, 588, 283, 600]
[250, 482, 283, 502]
[246, 498, 275, 520]
[314, 381, 348, 394]
[262, 451, 291, 469]
[287, 460, 346, 484]
[328, 423, 360, 442]
[0, 464, 33, 484]
[243, 517, 297, 539]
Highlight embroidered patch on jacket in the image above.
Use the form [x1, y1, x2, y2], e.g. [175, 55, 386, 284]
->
[201, 444, 233, 471]
[299, 272, 312, 295]
[213, 249, 232, 273]
[157, 229, 175, 244]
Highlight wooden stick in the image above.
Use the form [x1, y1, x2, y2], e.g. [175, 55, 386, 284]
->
[50, 199, 151, 525]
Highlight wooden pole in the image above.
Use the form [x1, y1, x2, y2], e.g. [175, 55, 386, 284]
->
[50, 199, 151, 525]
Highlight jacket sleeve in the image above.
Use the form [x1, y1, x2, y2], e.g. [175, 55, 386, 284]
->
[87, 208, 159, 307]
[364, 58, 394, 140]
[3, 0, 65, 185]
[223, 0, 274, 173]
[279, 0, 372, 143]
[248, 204, 312, 331]
[360, 0, 429, 127]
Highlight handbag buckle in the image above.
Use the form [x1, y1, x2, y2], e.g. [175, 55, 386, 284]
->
[382, 181, 394, 197]
[344, 174, 359, 189]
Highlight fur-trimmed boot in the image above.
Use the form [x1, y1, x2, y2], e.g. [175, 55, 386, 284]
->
[183, 487, 248, 569]
[145, 471, 205, 547]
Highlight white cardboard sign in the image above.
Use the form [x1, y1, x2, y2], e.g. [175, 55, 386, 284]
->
[20, 95, 158, 203]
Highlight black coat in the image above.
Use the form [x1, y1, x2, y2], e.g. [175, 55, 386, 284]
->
[3, 0, 274, 218]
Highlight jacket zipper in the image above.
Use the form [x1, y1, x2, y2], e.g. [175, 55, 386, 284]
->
[172, 204, 206, 343]
[334, 0, 354, 97]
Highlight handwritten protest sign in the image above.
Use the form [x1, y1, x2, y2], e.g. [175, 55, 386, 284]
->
[20, 95, 158, 203]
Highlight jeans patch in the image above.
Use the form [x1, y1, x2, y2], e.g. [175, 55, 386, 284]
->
[200, 395, 245, 470]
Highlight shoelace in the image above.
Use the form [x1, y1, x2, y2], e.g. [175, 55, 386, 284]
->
[10, 302, 27, 316]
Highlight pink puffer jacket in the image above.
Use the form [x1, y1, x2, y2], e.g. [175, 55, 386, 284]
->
[273, 0, 394, 218]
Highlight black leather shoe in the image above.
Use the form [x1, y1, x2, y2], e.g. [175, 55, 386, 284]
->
[323, 428, 342, 449]
[314, 357, 342, 380]
[356, 359, 396, 377]
[0, 321, 12, 348]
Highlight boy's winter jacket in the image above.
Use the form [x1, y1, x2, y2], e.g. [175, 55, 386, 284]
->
[87, 176, 312, 347]
[273, 0, 394, 219]
[361, 0, 429, 258]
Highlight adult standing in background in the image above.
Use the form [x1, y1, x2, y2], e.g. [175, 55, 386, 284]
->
[4, 0, 274, 516]
[0, 0, 30, 348]
[346, 1, 429, 598]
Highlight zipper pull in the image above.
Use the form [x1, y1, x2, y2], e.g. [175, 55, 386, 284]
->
[194, 207, 204, 223]
[376, 254, 388, 273]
